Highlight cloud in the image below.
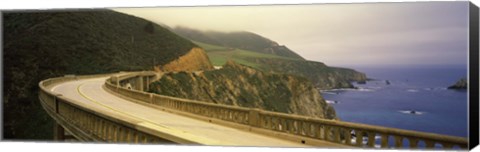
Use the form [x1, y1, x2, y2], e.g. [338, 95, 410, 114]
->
[114, 2, 469, 67]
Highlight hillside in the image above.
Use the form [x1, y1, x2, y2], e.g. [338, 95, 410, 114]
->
[250, 58, 367, 89]
[195, 41, 299, 68]
[3, 10, 212, 140]
[172, 26, 305, 60]
[195, 41, 367, 90]
[149, 61, 337, 119]
[156, 47, 214, 72]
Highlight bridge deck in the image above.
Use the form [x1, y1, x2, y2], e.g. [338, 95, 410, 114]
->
[50, 76, 345, 147]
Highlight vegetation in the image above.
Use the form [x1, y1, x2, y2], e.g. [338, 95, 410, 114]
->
[149, 61, 336, 119]
[173, 26, 305, 59]
[250, 58, 367, 89]
[3, 10, 197, 140]
[194, 41, 299, 68]
[195, 41, 367, 89]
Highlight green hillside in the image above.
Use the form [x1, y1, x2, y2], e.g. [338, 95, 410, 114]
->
[194, 41, 299, 68]
[173, 26, 305, 60]
[250, 58, 367, 89]
[3, 10, 198, 140]
[195, 41, 367, 90]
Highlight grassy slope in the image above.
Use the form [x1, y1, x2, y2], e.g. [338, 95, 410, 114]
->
[3, 10, 197, 140]
[194, 41, 300, 68]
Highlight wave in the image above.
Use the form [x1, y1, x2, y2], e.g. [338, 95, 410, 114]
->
[357, 88, 375, 92]
[320, 91, 339, 95]
[424, 87, 447, 91]
[319, 88, 346, 92]
[325, 100, 339, 104]
[326, 87, 375, 92]
[399, 110, 425, 115]
[406, 89, 419, 92]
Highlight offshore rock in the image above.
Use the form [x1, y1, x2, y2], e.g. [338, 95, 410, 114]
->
[448, 78, 467, 89]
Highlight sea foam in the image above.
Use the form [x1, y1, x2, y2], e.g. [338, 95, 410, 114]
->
[406, 89, 419, 92]
[399, 110, 424, 115]
[325, 100, 339, 104]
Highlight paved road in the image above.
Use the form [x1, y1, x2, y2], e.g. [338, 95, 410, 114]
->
[50, 76, 315, 147]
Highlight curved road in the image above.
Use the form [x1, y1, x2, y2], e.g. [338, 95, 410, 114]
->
[50, 75, 313, 147]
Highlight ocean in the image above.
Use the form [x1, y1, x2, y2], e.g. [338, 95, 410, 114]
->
[321, 65, 468, 138]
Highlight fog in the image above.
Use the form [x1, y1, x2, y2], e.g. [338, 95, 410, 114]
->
[114, 2, 469, 67]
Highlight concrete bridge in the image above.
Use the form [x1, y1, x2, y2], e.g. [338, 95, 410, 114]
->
[38, 71, 468, 149]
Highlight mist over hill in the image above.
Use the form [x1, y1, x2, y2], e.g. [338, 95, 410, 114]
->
[172, 26, 305, 60]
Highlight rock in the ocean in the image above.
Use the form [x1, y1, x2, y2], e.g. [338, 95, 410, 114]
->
[448, 78, 467, 89]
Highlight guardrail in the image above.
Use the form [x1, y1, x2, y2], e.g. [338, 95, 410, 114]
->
[255, 110, 467, 149]
[38, 72, 196, 144]
[105, 71, 468, 149]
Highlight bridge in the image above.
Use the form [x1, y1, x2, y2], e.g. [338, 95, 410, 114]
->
[38, 71, 468, 149]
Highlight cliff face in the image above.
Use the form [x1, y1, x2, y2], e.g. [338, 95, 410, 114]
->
[250, 58, 367, 90]
[156, 47, 214, 72]
[149, 61, 336, 119]
[330, 67, 368, 83]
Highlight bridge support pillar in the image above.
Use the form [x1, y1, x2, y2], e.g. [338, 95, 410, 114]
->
[145, 76, 150, 91]
[137, 76, 144, 91]
[53, 123, 65, 141]
[115, 76, 119, 86]
[111, 76, 120, 86]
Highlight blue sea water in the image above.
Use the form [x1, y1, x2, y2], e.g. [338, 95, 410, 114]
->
[321, 65, 468, 138]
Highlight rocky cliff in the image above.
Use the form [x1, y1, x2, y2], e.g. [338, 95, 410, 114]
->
[149, 61, 336, 119]
[250, 58, 367, 90]
[330, 67, 368, 84]
[156, 47, 214, 72]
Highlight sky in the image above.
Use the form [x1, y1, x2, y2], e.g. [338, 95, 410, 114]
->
[114, 2, 469, 68]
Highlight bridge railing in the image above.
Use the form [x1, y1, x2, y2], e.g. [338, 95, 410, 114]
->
[105, 72, 468, 149]
[39, 73, 197, 144]
[107, 73, 252, 125]
[151, 95, 251, 125]
[255, 110, 467, 149]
